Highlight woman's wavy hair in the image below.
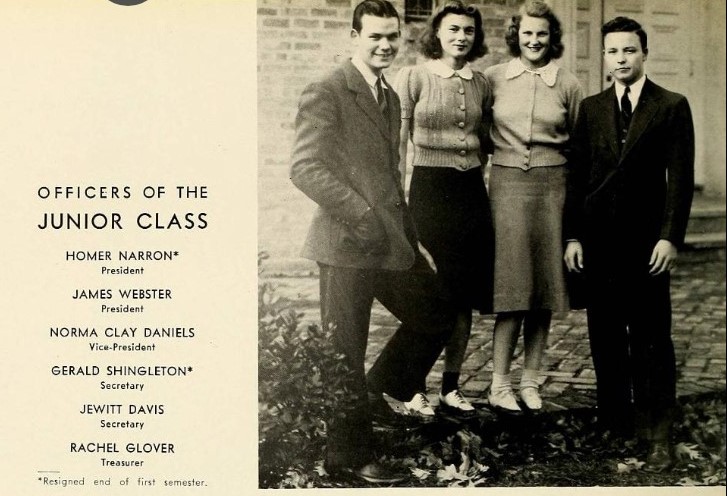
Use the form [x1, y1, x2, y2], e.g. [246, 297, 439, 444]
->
[505, 0, 564, 60]
[418, 0, 488, 62]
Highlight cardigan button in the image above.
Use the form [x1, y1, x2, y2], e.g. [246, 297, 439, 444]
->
[458, 122, 465, 128]
[459, 150, 467, 156]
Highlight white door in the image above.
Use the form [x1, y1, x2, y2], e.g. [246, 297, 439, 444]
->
[575, 0, 605, 97]
[603, 0, 691, 93]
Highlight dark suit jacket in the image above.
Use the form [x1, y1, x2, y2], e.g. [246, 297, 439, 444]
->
[564, 78, 695, 276]
[290, 60, 418, 270]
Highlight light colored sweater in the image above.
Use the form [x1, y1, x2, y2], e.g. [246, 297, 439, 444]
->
[483, 58, 583, 170]
[395, 59, 491, 171]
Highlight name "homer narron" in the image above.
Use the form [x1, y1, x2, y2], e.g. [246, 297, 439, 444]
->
[66, 250, 177, 261]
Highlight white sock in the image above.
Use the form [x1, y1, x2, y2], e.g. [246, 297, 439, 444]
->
[520, 368, 540, 390]
[491, 372, 512, 394]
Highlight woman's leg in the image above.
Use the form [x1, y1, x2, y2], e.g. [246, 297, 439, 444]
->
[439, 309, 476, 412]
[489, 311, 525, 411]
[520, 310, 552, 409]
[442, 309, 472, 391]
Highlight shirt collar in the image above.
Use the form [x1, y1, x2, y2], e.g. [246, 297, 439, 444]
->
[351, 55, 388, 89]
[505, 57, 559, 87]
[426, 58, 473, 80]
[614, 74, 647, 105]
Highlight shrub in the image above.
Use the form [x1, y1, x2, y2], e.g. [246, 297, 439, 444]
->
[258, 253, 357, 488]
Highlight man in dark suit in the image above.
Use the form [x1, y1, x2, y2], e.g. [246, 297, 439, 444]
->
[289, 0, 455, 484]
[564, 16, 694, 472]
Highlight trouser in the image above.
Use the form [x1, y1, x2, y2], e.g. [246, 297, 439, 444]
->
[586, 270, 676, 440]
[319, 260, 455, 466]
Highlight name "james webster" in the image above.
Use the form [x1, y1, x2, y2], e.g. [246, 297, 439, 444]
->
[72, 289, 172, 299]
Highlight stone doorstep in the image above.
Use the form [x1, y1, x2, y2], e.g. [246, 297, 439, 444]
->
[682, 194, 726, 261]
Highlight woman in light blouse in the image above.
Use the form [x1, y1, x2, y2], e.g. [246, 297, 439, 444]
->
[394, 0, 494, 417]
[483, 0, 582, 412]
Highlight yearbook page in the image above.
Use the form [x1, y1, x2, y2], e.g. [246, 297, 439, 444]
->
[0, 1, 255, 494]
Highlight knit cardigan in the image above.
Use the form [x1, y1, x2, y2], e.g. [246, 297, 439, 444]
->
[395, 61, 491, 171]
[483, 59, 583, 170]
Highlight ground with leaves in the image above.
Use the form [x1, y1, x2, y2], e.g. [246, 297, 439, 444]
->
[269, 391, 725, 488]
[259, 253, 725, 489]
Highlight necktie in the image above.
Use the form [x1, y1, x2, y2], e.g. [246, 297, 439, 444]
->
[375, 76, 388, 118]
[621, 86, 632, 123]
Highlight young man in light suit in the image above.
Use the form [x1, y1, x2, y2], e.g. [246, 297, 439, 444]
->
[564, 17, 694, 472]
[290, 0, 456, 484]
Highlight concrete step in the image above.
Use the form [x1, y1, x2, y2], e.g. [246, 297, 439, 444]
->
[687, 203, 726, 235]
[682, 232, 726, 263]
[681, 194, 725, 262]
[685, 232, 727, 249]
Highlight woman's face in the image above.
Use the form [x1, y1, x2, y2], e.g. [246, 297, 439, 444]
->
[518, 15, 551, 69]
[436, 13, 476, 63]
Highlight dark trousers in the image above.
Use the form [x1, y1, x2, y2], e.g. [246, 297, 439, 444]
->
[319, 260, 455, 466]
[586, 269, 676, 440]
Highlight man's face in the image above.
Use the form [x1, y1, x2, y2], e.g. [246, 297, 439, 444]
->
[351, 14, 400, 75]
[604, 31, 647, 86]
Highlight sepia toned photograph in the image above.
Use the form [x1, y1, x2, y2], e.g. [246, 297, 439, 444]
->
[257, 0, 725, 490]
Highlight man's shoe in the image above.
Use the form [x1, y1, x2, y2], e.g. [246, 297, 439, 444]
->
[488, 388, 522, 414]
[326, 461, 408, 484]
[520, 387, 543, 411]
[403, 392, 436, 419]
[644, 441, 673, 472]
[369, 395, 419, 430]
[439, 389, 475, 414]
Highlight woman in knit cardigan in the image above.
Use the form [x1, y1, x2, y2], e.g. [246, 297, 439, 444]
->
[394, 0, 494, 417]
[483, 0, 582, 413]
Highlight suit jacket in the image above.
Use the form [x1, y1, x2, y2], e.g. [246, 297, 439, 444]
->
[564, 78, 695, 275]
[290, 60, 418, 270]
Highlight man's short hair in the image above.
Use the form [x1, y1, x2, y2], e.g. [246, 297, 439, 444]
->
[601, 16, 648, 52]
[352, 0, 400, 32]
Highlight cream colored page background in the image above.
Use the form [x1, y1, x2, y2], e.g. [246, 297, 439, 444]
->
[0, 2, 722, 496]
[0, 0, 255, 494]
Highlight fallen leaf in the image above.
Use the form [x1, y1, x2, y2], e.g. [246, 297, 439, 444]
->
[436, 464, 469, 482]
[410, 467, 430, 480]
[674, 442, 702, 461]
[676, 476, 702, 486]
[313, 460, 327, 476]
[617, 457, 645, 473]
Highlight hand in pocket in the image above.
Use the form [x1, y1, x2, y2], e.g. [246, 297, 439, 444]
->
[352, 209, 387, 253]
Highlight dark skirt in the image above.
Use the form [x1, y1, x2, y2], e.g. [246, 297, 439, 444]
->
[489, 164, 569, 312]
[408, 166, 494, 313]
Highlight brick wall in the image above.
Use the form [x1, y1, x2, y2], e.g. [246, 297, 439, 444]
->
[258, 0, 524, 273]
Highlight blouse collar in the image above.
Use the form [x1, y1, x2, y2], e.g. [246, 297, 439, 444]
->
[505, 57, 559, 87]
[426, 58, 474, 80]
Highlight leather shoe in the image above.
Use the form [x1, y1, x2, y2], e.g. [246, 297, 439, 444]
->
[644, 441, 673, 472]
[488, 388, 523, 414]
[326, 461, 408, 484]
[369, 395, 419, 430]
